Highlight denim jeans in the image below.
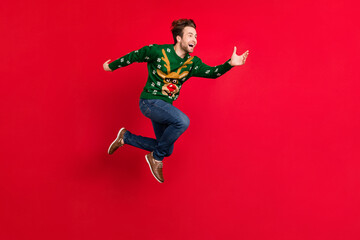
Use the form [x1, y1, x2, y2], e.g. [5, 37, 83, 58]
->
[123, 99, 190, 161]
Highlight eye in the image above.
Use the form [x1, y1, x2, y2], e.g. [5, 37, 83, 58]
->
[172, 80, 177, 84]
[165, 79, 171, 83]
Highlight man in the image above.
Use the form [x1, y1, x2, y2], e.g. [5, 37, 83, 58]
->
[103, 19, 249, 183]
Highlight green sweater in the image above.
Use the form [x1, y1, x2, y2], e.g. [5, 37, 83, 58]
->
[108, 44, 233, 104]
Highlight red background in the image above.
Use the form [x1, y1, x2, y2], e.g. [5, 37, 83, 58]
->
[1, 0, 360, 239]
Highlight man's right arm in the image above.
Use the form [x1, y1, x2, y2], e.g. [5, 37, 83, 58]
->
[103, 44, 158, 72]
[103, 59, 112, 71]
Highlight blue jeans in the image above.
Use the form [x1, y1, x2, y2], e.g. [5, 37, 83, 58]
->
[123, 99, 190, 161]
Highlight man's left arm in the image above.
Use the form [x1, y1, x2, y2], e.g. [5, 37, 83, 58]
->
[193, 47, 249, 79]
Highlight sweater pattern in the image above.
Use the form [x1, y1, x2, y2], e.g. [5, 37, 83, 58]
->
[108, 44, 233, 104]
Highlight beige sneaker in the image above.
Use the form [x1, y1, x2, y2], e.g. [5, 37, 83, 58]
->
[145, 152, 164, 183]
[108, 128, 127, 155]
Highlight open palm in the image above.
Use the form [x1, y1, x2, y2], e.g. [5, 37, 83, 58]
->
[230, 47, 249, 66]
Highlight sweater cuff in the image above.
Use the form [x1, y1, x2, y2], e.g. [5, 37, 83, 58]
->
[224, 59, 234, 71]
[108, 60, 120, 71]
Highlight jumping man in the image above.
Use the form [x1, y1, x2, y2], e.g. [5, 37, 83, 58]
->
[104, 19, 249, 183]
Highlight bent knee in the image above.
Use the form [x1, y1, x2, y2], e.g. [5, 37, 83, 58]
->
[177, 115, 190, 130]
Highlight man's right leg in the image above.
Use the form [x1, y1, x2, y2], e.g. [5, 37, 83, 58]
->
[111, 99, 169, 153]
[108, 128, 158, 154]
[111, 120, 175, 157]
[122, 130, 157, 152]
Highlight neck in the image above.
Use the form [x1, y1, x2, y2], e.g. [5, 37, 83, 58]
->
[173, 44, 186, 58]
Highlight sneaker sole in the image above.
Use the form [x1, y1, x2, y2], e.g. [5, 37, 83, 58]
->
[145, 154, 163, 183]
[108, 127, 125, 154]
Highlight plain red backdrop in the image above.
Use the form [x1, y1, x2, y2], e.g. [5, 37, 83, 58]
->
[1, 0, 359, 239]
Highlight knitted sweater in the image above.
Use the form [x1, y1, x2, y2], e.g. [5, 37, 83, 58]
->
[108, 44, 233, 104]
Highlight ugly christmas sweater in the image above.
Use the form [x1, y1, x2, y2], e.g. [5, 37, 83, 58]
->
[108, 44, 233, 104]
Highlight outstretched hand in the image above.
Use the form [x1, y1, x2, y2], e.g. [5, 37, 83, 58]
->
[229, 47, 249, 67]
[103, 59, 112, 72]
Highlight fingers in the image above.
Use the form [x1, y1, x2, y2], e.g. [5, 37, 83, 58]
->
[233, 46, 237, 55]
[105, 59, 111, 63]
[242, 50, 249, 64]
[243, 50, 249, 59]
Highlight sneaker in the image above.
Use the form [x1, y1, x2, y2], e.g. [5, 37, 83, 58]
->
[145, 152, 164, 183]
[108, 128, 127, 155]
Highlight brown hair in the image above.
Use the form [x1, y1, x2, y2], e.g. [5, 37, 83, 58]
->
[171, 19, 196, 45]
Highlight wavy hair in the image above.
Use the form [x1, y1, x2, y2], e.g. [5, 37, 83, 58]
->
[171, 19, 196, 45]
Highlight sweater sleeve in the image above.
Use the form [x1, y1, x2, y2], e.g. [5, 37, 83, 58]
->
[108, 44, 158, 71]
[192, 57, 233, 79]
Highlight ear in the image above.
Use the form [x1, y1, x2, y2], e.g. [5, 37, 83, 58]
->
[176, 35, 182, 43]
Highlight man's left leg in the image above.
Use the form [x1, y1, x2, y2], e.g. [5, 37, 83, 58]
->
[151, 120, 174, 157]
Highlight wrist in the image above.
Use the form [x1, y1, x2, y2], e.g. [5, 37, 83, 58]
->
[104, 65, 112, 72]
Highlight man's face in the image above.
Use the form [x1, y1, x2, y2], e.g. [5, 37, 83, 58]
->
[178, 26, 197, 53]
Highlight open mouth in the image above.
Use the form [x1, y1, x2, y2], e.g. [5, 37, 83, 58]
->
[189, 44, 195, 48]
